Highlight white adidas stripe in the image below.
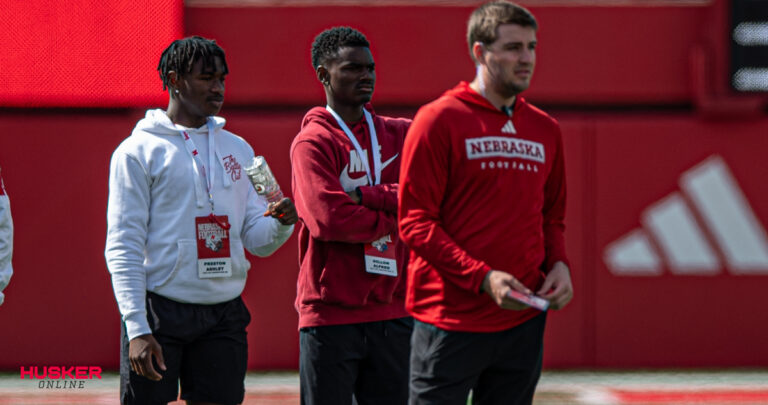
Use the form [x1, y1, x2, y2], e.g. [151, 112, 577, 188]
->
[602, 229, 661, 275]
[642, 193, 720, 274]
[604, 155, 768, 276]
[681, 156, 768, 273]
[501, 120, 516, 134]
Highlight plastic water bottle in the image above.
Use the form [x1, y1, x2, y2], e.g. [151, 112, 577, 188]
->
[244, 156, 284, 203]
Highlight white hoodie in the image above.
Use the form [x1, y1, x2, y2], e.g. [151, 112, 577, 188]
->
[0, 174, 12, 306]
[106, 109, 293, 340]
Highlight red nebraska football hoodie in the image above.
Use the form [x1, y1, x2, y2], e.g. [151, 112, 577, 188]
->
[399, 82, 569, 332]
[291, 105, 411, 329]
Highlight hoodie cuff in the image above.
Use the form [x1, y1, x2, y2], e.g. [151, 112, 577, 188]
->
[124, 312, 152, 340]
[357, 184, 398, 213]
[275, 220, 294, 235]
[545, 256, 570, 274]
[357, 186, 383, 211]
[472, 263, 493, 294]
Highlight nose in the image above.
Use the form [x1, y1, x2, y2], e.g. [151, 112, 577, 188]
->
[362, 66, 375, 82]
[519, 47, 534, 65]
[211, 77, 225, 94]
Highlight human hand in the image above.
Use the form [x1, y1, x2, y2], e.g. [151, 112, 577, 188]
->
[346, 188, 361, 204]
[128, 334, 166, 381]
[481, 270, 533, 310]
[264, 197, 298, 225]
[536, 261, 573, 310]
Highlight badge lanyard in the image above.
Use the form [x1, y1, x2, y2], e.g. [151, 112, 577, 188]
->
[179, 119, 230, 230]
[326, 106, 381, 186]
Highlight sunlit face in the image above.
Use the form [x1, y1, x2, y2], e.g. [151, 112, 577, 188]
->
[322, 46, 376, 107]
[175, 56, 227, 121]
[478, 24, 537, 97]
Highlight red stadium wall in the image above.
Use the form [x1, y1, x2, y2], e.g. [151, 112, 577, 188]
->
[1, 0, 767, 370]
[184, 4, 705, 107]
[0, 0, 182, 107]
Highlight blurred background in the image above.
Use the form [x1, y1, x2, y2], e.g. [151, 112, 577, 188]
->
[0, 0, 767, 375]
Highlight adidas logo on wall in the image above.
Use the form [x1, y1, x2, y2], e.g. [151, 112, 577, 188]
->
[604, 155, 768, 276]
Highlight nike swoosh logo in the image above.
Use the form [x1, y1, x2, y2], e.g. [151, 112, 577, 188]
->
[381, 153, 398, 170]
[339, 168, 369, 191]
[339, 153, 399, 192]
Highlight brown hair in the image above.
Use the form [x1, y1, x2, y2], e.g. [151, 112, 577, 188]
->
[466, 1, 538, 62]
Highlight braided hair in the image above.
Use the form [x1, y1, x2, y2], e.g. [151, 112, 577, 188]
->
[157, 36, 229, 91]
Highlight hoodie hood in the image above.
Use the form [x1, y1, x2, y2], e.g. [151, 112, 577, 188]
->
[134, 109, 233, 201]
[136, 109, 227, 136]
[444, 82, 525, 116]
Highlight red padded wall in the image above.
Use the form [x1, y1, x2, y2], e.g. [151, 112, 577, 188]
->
[592, 117, 768, 367]
[184, 4, 705, 107]
[1, 1, 767, 371]
[2, 111, 767, 369]
[0, 0, 183, 107]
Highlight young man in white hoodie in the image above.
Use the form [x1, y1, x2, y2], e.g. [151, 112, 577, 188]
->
[106, 36, 297, 405]
[0, 166, 12, 306]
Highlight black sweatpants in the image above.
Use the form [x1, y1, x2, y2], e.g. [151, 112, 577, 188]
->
[300, 317, 413, 405]
[120, 292, 251, 405]
[409, 313, 547, 405]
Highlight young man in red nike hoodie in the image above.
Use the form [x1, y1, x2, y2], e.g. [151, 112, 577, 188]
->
[290, 27, 412, 405]
[399, 2, 574, 405]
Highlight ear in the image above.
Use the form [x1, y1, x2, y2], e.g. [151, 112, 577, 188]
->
[472, 42, 486, 66]
[168, 70, 180, 91]
[316, 66, 329, 86]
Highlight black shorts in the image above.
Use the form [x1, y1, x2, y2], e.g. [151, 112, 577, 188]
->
[409, 313, 547, 405]
[120, 291, 251, 405]
[299, 317, 413, 405]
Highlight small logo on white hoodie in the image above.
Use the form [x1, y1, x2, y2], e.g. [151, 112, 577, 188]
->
[222, 155, 242, 182]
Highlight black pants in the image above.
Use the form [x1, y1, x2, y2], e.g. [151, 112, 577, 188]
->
[120, 292, 251, 405]
[409, 313, 547, 405]
[299, 317, 413, 405]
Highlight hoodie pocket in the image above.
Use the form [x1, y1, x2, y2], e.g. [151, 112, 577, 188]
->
[230, 238, 250, 279]
[155, 239, 196, 288]
[316, 245, 400, 307]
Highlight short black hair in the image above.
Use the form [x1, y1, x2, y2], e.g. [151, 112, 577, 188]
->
[157, 36, 229, 91]
[311, 27, 370, 70]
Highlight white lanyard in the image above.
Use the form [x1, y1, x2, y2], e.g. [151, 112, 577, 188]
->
[179, 119, 217, 213]
[326, 106, 380, 186]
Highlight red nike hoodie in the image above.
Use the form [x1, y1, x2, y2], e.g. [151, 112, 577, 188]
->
[399, 82, 569, 332]
[291, 105, 411, 329]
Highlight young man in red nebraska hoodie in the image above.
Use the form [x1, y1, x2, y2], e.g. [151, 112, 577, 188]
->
[399, 2, 574, 404]
[290, 27, 412, 405]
